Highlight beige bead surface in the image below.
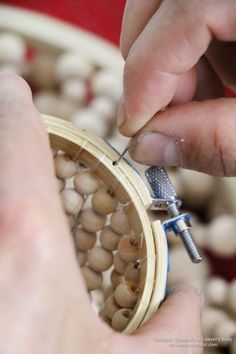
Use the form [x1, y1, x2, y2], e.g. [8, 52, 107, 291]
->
[117, 234, 139, 263]
[206, 215, 236, 257]
[168, 247, 210, 286]
[100, 226, 120, 251]
[88, 246, 113, 272]
[104, 286, 114, 301]
[34, 90, 58, 116]
[0, 33, 26, 65]
[74, 170, 100, 195]
[111, 308, 132, 332]
[92, 189, 118, 216]
[110, 269, 124, 288]
[61, 188, 83, 215]
[28, 54, 56, 89]
[178, 169, 215, 208]
[67, 214, 76, 230]
[99, 308, 111, 326]
[227, 280, 236, 316]
[214, 319, 236, 344]
[113, 253, 127, 274]
[202, 307, 227, 337]
[55, 154, 78, 179]
[91, 69, 122, 101]
[77, 251, 87, 267]
[79, 208, 106, 232]
[61, 78, 87, 103]
[55, 52, 93, 81]
[111, 210, 131, 235]
[81, 266, 103, 291]
[114, 282, 138, 309]
[104, 295, 121, 320]
[90, 96, 116, 122]
[230, 337, 236, 354]
[57, 177, 65, 193]
[124, 262, 140, 283]
[70, 108, 108, 138]
[74, 227, 96, 251]
[204, 277, 228, 307]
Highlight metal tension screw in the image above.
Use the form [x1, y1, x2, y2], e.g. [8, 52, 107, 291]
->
[145, 166, 202, 263]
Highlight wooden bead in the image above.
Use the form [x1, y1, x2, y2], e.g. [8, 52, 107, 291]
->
[91, 69, 122, 101]
[92, 189, 118, 216]
[111, 308, 132, 332]
[178, 169, 215, 208]
[104, 286, 114, 301]
[117, 235, 139, 263]
[202, 307, 227, 337]
[110, 269, 124, 288]
[90, 96, 116, 122]
[55, 52, 93, 81]
[99, 308, 111, 326]
[61, 188, 83, 215]
[111, 210, 131, 235]
[113, 252, 127, 274]
[0, 33, 26, 65]
[53, 96, 77, 120]
[0, 64, 21, 75]
[227, 280, 236, 316]
[114, 282, 138, 309]
[61, 78, 87, 104]
[214, 318, 236, 343]
[54, 154, 78, 179]
[79, 208, 106, 232]
[74, 227, 96, 251]
[70, 108, 108, 138]
[67, 214, 76, 230]
[100, 226, 120, 251]
[168, 247, 210, 286]
[77, 251, 87, 267]
[81, 266, 103, 291]
[34, 90, 57, 116]
[204, 277, 228, 307]
[57, 177, 65, 193]
[124, 262, 140, 283]
[206, 215, 236, 257]
[74, 170, 100, 195]
[104, 295, 120, 320]
[28, 54, 56, 89]
[88, 246, 113, 272]
[230, 338, 236, 354]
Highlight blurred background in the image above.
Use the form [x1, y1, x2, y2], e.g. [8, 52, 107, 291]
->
[0, 1, 236, 353]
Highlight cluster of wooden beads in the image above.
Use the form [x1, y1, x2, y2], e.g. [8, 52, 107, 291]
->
[0, 31, 123, 141]
[53, 150, 142, 331]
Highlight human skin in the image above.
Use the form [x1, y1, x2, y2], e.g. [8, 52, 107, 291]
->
[0, 74, 202, 353]
[118, 0, 236, 176]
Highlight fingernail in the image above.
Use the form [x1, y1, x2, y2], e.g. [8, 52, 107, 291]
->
[131, 132, 180, 166]
[117, 99, 126, 128]
[167, 283, 204, 309]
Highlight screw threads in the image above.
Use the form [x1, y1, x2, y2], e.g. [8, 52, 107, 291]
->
[180, 229, 202, 263]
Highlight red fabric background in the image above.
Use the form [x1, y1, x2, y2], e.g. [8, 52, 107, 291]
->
[2, 0, 126, 45]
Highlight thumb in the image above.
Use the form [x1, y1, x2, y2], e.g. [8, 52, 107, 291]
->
[130, 98, 236, 176]
[133, 284, 203, 354]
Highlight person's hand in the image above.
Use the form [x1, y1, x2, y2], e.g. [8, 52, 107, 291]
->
[0, 74, 203, 353]
[118, 0, 236, 176]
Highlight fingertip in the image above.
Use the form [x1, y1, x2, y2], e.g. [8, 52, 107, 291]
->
[167, 283, 204, 309]
[0, 74, 32, 102]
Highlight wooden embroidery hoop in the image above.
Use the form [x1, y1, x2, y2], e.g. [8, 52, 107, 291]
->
[44, 114, 168, 333]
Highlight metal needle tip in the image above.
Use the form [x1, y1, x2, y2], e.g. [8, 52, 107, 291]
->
[112, 138, 135, 166]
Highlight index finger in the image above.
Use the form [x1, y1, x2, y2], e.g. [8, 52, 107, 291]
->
[119, 0, 236, 136]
